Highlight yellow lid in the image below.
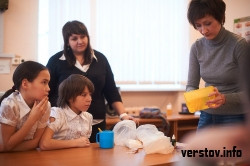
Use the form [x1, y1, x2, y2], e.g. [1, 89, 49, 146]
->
[184, 86, 215, 113]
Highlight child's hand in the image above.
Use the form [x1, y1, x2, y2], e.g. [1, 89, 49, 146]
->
[76, 137, 90, 147]
[29, 97, 49, 122]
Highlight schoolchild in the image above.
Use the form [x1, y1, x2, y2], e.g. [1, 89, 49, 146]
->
[0, 61, 51, 152]
[39, 74, 94, 150]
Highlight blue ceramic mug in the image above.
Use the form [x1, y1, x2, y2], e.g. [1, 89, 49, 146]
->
[96, 130, 114, 149]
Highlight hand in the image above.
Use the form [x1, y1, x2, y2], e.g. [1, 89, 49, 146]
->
[29, 97, 49, 122]
[75, 137, 90, 147]
[121, 115, 139, 126]
[206, 87, 225, 109]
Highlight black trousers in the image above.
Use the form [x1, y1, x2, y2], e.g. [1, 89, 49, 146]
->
[90, 120, 106, 143]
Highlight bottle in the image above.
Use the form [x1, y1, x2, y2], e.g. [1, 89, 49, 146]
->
[171, 135, 176, 148]
[166, 103, 172, 116]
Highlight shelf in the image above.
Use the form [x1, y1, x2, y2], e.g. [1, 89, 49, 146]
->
[0, 53, 15, 58]
[178, 126, 197, 131]
[167, 114, 199, 141]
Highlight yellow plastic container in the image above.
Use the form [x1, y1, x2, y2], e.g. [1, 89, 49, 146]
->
[184, 86, 215, 113]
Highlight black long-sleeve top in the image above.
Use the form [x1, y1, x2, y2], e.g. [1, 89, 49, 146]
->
[46, 50, 122, 119]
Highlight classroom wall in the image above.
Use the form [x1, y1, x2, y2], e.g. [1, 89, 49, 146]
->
[0, 0, 250, 113]
[0, 0, 38, 91]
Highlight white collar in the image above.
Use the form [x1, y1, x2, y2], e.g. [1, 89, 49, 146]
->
[59, 52, 97, 72]
[15, 92, 33, 119]
[59, 51, 97, 61]
[64, 105, 90, 122]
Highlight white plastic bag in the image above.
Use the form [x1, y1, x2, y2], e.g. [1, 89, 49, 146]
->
[136, 124, 174, 154]
[112, 120, 137, 146]
[124, 139, 143, 149]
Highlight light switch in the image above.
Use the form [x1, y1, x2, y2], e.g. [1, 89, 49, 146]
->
[12, 57, 21, 65]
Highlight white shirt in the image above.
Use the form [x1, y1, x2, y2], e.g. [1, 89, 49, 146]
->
[0, 92, 51, 140]
[48, 106, 93, 140]
[59, 53, 103, 125]
[59, 53, 97, 73]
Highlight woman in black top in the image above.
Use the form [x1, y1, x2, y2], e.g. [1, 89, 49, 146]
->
[46, 20, 134, 142]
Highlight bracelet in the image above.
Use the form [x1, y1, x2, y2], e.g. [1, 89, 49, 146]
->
[119, 113, 128, 120]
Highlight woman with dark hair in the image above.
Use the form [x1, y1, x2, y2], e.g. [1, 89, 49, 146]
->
[0, 61, 50, 152]
[186, 0, 249, 129]
[46, 20, 134, 142]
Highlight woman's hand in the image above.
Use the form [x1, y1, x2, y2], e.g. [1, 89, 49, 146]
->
[206, 87, 226, 109]
[121, 114, 133, 120]
[121, 115, 139, 126]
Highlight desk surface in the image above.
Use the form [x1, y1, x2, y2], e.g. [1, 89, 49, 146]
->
[0, 144, 179, 166]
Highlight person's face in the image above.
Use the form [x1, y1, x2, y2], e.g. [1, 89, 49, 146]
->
[194, 15, 222, 40]
[25, 70, 50, 102]
[69, 87, 92, 115]
[68, 34, 88, 55]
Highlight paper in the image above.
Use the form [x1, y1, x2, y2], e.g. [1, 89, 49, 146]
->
[0, 59, 10, 74]
[234, 16, 250, 44]
[184, 86, 215, 113]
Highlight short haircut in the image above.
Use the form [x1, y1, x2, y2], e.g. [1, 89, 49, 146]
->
[187, 0, 226, 29]
[57, 74, 94, 108]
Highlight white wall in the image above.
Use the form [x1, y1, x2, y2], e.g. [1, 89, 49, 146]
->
[189, 0, 250, 45]
[0, 0, 38, 91]
[224, 0, 250, 31]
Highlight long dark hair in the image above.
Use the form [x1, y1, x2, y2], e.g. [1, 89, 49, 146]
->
[187, 0, 226, 29]
[57, 74, 94, 108]
[62, 20, 93, 66]
[0, 61, 47, 105]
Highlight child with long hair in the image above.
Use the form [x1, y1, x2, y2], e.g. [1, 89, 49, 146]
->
[0, 61, 51, 152]
[39, 74, 94, 150]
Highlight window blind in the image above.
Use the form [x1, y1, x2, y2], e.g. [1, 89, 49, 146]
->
[38, 0, 189, 91]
